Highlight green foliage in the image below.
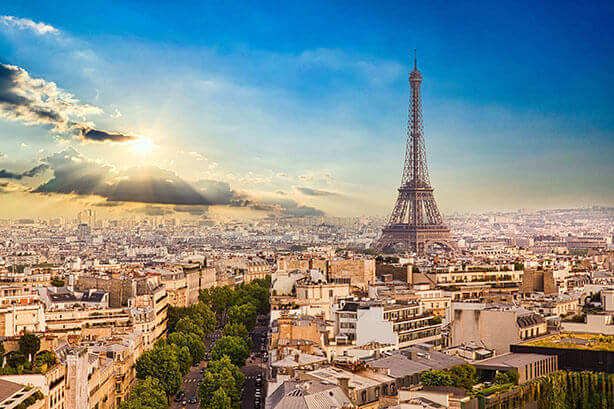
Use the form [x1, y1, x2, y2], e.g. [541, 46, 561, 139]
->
[518, 371, 614, 409]
[51, 279, 65, 287]
[6, 351, 26, 368]
[136, 344, 182, 397]
[200, 286, 233, 315]
[420, 370, 454, 387]
[211, 336, 250, 367]
[0, 341, 4, 357]
[167, 332, 206, 364]
[175, 317, 205, 340]
[14, 391, 43, 409]
[228, 304, 257, 332]
[222, 323, 251, 348]
[19, 331, 41, 357]
[209, 389, 232, 409]
[170, 344, 192, 376]
[449, 364, 477, 389]
[197, 355, 245, 409]
[119, 377, 168, 409]
[494, 371, 509, 385]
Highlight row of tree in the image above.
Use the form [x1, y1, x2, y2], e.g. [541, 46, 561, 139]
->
[196, 278, 271, 409]
[125, 301, 217, 409]
[420, 363, 519, 390]
[123, 277, 270, 409]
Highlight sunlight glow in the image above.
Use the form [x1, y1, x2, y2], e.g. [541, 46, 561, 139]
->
[131, 137, 153, 153]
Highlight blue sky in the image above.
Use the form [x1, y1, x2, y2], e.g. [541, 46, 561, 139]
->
[0, 0, 612, 218]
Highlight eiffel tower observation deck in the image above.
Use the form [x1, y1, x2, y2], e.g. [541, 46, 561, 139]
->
[374, 55, 457, 255]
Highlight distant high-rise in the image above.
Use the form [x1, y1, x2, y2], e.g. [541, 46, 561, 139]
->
[375, 56, 457, 255]
[77, 209, 96, 226]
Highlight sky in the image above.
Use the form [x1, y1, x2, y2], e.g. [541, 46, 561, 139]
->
[0, 0, 612, 220]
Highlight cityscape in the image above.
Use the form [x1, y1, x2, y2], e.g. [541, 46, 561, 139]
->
[0, 2, 613, 409]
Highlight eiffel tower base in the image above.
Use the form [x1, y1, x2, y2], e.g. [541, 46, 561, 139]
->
[374, 225, 458, 255]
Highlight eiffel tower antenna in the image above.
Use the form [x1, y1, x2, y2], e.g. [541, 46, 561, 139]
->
[374, 57, 457, 255]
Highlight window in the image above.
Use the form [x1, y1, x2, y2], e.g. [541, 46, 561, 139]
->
[361, 391, 367, 402]
[375, 387, 380, 398]
[329, 290, 333, 297]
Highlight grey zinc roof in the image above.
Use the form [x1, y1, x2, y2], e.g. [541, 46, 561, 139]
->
[473, 353, 551, 370]
[368, 355, 432, 378]
[268, 380, 350, 409]
[0, 379, 24, 403]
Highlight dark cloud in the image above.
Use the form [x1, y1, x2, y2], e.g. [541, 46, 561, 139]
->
[296, 186, 338, 196]
[134, 205, 174, 216]
[29, 148, 326, 217]
[77, 127, 137, 143]
[0, 63, 136, 143]
[0, 181, 27, 194]
[91, 201, 123, 207]
[32, 149, 212, 205]
[173, 205, 208, 216]
[0, 163, 48, 179]
[253, 198, 325, 217]
[195, 179, 241, 205]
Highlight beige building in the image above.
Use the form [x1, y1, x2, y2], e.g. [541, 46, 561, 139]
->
[450, 304, 547, 354]
[0, 361, 66, 409]
[0, 303, 46, 336]
[302, 366, 396, 409]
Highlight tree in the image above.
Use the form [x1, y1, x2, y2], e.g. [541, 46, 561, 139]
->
[222, 323, 251, 348]
[171, 344, 192, 376]
[19, 332, 40, 358]
[166, 306, 182, 333]
[0, 341, 4, 358]
[211, 336, 250, 367]
[207, 355, 246, 394]
[449, 364, 476, 389]
[198, 356, 244, 408]
[119, 377, 168, 409]
[175, 317, 205, 340]
[494, 371, 509, 385]
[167, 332, 206, 364]
[420, 370, 454, 387]
[6, 351, 26, 368]
[228, 303, 257, 332]
[51, 279, 65, 287]
[136, 344, 182, 397]
[209, 389, 232, 409]
[202, 286, 233, 315]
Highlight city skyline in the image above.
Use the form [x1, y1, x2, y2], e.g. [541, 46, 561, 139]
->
[1, 1, 613, 219]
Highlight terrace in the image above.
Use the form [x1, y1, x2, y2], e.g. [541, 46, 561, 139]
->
[524, 333, 614, 351]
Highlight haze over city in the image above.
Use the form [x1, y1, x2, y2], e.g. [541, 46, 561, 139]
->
[0, 1, 612, 220]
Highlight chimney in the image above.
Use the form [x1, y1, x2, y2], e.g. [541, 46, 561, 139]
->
[338, 376, 350, 393]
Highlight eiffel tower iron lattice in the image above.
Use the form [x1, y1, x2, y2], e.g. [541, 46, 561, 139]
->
[374, 56, 457, 255]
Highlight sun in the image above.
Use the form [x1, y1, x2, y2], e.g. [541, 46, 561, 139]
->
[131, 137, 153, 153]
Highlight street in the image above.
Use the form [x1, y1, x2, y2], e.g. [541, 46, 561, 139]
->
[241, 324, 267, 409]
[170, 328, 221, 409]
[170, 323, 267, 409]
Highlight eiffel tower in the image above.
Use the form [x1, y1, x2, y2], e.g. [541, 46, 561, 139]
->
[375, 56, 457, 255]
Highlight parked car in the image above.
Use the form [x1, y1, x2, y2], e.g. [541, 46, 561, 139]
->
[188, 396, 197, 404]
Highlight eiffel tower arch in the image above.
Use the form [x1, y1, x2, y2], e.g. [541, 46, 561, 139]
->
[374, 56, 457, 255]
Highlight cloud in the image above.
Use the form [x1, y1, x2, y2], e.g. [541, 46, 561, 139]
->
[296, 186, 339, 196]
[255, 197, 325, 217]
[0, 181, 27, 194]
[0, 63, 136, 143]
[173, 205, 208, 216]
[31, 148, 235, 206]
[28, 148, 326, 216]
[133, 205, 174, 216]
[188, 151, 205, 161]
[0, 163, 49, 180]
[0, 16, 58, 35]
